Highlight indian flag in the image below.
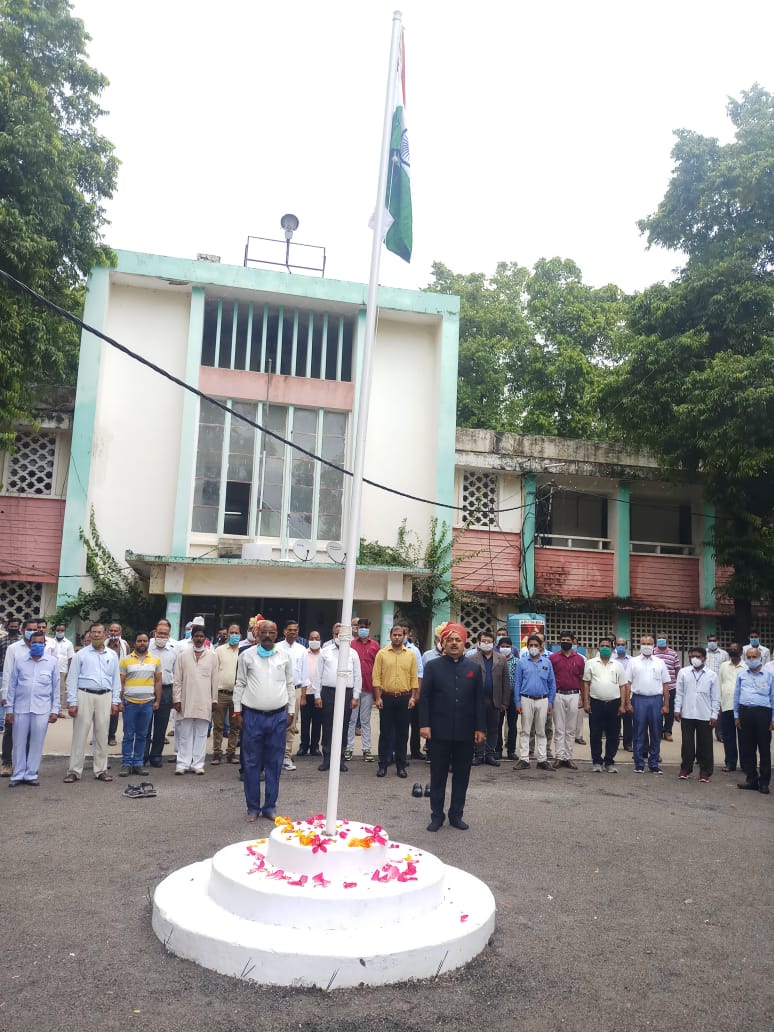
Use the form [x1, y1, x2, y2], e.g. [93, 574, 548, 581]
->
[384, 31, 412, 262]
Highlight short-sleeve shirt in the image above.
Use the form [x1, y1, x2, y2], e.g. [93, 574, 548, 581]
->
[583, 657, 627, 701]
[119, 652, 160, 703]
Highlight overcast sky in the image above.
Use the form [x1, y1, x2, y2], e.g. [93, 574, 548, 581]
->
[70, 0, 773, 295]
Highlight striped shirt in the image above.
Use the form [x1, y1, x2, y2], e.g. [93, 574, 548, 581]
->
[119, 651, 160, 703]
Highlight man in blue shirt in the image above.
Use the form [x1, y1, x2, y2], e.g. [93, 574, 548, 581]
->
[513, 634, 556, 772]
[64, 622, 122, 783]
[733, 647, 774, 794]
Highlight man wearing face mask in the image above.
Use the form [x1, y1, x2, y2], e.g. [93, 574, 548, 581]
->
[613, 638, 634, 751]
[298, 631, 323, 756]
[496, 636, 518, 761]
[233, 620, 294, 820]
[276, 621, 310, 771]
[653, 632, 680, 742]
[106, 621, 129, 746]
[4, 629, 59, 786]
[172, 626, 218, 774]
[583, 637, 629, 773]
[313, 623, 362, 773]
[146, 619, 177, 768]
[627, 635, 671, 773]
[550, 630, 586, 770]
[674, 647, 720, 782]
[52, 624, 75, 718]
[118, 633, 162, 777]
[64, 623, 122, 783]
[733, 647, 774, 794]
[742, 631, 770, 667]
[347, 619, 380, 763]
[717, 643, 745, 772]
[212, 623, 243, 765]
[469, 630, 510, 767]
[513, 634, 556, 771]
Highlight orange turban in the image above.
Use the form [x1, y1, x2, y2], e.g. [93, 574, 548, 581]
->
[439, 622, 467, 645]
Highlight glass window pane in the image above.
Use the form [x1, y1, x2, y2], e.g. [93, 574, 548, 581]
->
[321, 436, 345, 464]
[198, 423, 224, 453]
[288, 512, 312, 538]
[293, 408, 317, 436]
[194, 480, 221, 506]
[323, 411, 346, 436]
[291, 460, 314, 488]
[320, 466, 344, 489]
[261, 510, 280, 537]
[196, 453, 222, 479]
[200, 399, 225, 425]
[317, 513, 341, 540]
[290, 486, 313, 515]
[224, 481, 250, 536]
[192, 506, 218, 533]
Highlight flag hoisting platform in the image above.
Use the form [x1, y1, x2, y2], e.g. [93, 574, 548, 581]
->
[152, 11, 496, 987]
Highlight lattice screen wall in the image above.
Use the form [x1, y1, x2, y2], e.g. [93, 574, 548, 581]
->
[458, 599, 496, 640]
[629, 611, 700, 657]
[4, 433, 56, 495]
[544, 609, 617, 652]
[0, 580, 43, 619]
[461, 471, 497, 528]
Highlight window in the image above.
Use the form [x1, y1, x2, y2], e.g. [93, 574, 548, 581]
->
[461, 471, 497, 528]
[630, 500, 693, 555]
[2, 432, 56, 496]
[201, 298, 354, 382]
[192, 399, 347, 541]
[537, 488, 610, 550]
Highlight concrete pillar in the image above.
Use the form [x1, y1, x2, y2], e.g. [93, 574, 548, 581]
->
[520, 474, 536, 598]
[380, 600, 396, 647]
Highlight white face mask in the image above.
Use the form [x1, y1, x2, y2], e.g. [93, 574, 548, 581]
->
[499, 646, 512, 656]
[309, 640, 321, 651]
[690, 657, 704, 668]
[640, 645, 654, 657]
[193, 644, 205, 653]
[55, 631, 65, 640]
[707, 641, 718, 651]
[479, 641, 494, 652]
[528, 646, 540, 657]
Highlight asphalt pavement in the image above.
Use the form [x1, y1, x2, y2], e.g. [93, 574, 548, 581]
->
[1, 721, 772, 1032]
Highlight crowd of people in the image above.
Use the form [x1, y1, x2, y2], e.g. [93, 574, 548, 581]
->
[1, 612, 773, 829]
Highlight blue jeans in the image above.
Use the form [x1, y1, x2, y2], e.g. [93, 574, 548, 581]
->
[122, 700, 154, 768]
[241, 707, 287, 815]
[632, 694, 663, 770]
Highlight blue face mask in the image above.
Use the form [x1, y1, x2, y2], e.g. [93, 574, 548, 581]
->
[257, 644, 274, 658]
[749, 637, 760, 647]
[656, 638, 667, 648]
[229, 633, 240, 646]
[357, 627, 369, 639]
[747, 658, 762, 670]
[29, 642, 45, 657]
[24, 629, 35, 641]
[616, 645, 627, 656]
[185, 629, 192, 639]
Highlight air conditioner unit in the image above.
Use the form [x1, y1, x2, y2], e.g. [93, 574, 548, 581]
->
[217, 538, 244, 558]
[242, 542, 273, 562]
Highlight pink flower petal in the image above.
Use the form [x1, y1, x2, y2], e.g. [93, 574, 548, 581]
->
[343, 881, 357, 889]
[460, 914, 469, 923]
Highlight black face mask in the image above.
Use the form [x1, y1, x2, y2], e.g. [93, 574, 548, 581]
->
[560, 642, 572, 651]
[7, 628, 20, 640]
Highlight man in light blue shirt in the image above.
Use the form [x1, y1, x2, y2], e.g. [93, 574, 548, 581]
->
[64, 623, 121, 783]
[4, 629, 59, 786]
[513, 634, 556, 771]
[733, 647, 774, 794]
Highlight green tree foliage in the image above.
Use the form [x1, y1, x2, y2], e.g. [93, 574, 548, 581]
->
[0, 0, 118, 447]
[605, 85, 774, 627]
[425, 258, 628, 437]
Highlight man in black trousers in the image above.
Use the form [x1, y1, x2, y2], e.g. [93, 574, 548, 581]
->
[419, 622, 485, 832]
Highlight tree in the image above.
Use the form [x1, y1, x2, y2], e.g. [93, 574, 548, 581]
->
[424, 258, 627, 437]
[0, 0, 118, 447]
[605, 85, 774, 634]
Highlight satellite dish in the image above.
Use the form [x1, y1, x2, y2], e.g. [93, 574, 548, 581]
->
[326, 541, 346, 564]
[292, 540, 314, 562]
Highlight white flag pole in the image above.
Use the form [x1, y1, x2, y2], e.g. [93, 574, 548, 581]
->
[325, 10, 404, 836]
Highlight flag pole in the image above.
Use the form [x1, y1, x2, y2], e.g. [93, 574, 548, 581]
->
[325, 10, 404, 836]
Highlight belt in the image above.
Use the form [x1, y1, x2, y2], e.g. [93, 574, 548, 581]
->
[382, 690, 412, 697]
[79, 688, 110, 695]
[162, 683, 173, 689]
[242, 704, 286, 716]
[520, 694, 547, 700]
[557, 689, 580, 694]
[322, 684, 350, 690]
[219, 689, 234, 695]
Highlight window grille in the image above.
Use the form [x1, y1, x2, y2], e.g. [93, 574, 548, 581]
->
[629, 612, 699, 654]
[461, 471, 497, 529]
[544, 608, 616, 652]
[3, 433, 56, 496]
[458, 599, 495, 641]
[0, 580, 43, 618]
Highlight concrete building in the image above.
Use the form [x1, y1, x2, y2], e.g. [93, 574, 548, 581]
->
[48, 250, 459, 640]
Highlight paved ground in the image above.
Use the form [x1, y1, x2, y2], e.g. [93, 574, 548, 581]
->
[2, 723, 772, 1032]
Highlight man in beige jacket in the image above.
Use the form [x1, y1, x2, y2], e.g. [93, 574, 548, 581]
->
[173, 626, 218, 774]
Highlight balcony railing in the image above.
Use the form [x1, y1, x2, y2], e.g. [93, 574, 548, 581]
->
[537, 534, 611, 551]
[630, 540, 696, 557]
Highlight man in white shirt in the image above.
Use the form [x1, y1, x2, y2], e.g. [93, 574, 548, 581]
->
[627, 636, 671, 774]
[52, 623, 75, 718]
[312, 623, 361, 774]
[275, 620, 310, 772]
[674, 647, 721, 782]
[233, 620, 294, 822]
[583, 637, 629, 773]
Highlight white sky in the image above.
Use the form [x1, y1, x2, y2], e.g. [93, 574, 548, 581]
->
[70, 0, 773, 294]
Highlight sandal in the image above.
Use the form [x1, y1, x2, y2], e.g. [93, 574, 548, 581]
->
[123, 784, 144, 798]
[95, 771, 113, 782]
[138, 782, 157, 797]
[210, 757, 222, 765]
[63, 773, 79, 783]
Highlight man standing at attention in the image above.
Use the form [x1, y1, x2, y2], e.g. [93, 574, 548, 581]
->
[232, 620, 294, 821]
[583, 636, 629, 773]
[64, 623, 121, 783]
[734, 647, 774, 794]
[674, 646, 720, 782]
[550, 629, 586, 770]
[628, 636, 671, 774]
[146, 619, 177, 768]
[52, 623, 75, 719]
[468, 629, 510, 767]
[172, 625, 218, 775]
[313, 623, 361, 773]
[105, 620, 129, 746]
[513, 633, 556, 772]
[419, 622, 485, 831]
[654, 632, 680, 741]
[717, 643, 745, 772]
[298, 631, 322, 756]
[1, 615, 26, 777]
[373, 625, 418, 779]
[118, 632, 161, 777]
[211, 623, 241, 766]
[4, 628, 59, 786]
[275, 620, 309, 772]
[348, 618, 380, 763]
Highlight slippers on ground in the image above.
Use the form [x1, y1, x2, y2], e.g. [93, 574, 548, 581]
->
[123, 784, 144, 798]
[411, 782, 423, 797]
[424, 784, 431, 797]
[139, 781, 157, 797]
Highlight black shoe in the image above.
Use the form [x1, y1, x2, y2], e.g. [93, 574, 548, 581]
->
[738, 780, 759, 790]
[449, 816, 469, 830]
[377, 765, 387, 778]
[424, 783, 431, 796]
[411, 783, 423, 797]
[471, 755, 483, 766]
[426, 817, 444, 832]
[318, 762, 330, 772]
[410, 753, 424, 760]
[760, 784, 770, 794]
[484, 756, 501, 767]
[149, 758, 163, 768]
[536, 761, 554, 771]
[396, 768, 408, 779]
[339, 763, 348, 772]
[507, 753, 517, 761]
[309, 748, 321, 756]
[297, 748, 308, 756]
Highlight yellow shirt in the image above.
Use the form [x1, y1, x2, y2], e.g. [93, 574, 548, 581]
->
[373, 646, 418, 695]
